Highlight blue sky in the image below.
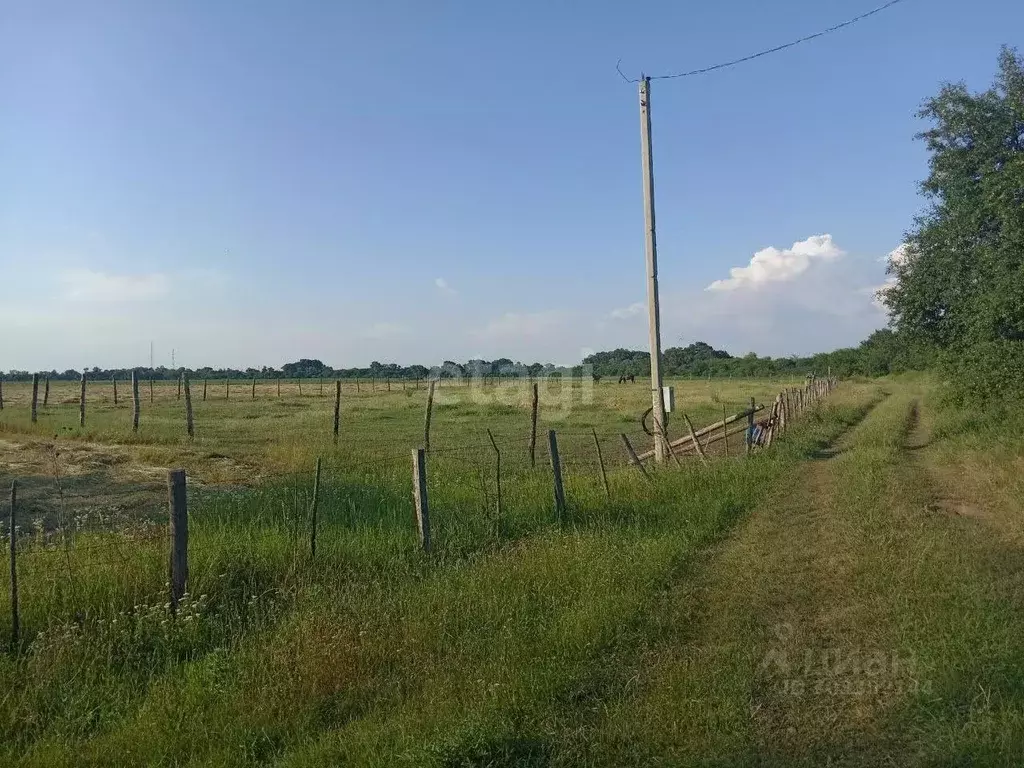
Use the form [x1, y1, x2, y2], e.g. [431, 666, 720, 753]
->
[2, 0, 1020, 370]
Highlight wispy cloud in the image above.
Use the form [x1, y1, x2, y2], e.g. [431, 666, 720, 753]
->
[609, 301, 645, 320]
[472, 310, 569, 341]
[434, 277, 456, 295]
[360, 322, 409, 340]
[58, 269, 170, 302]
[707, 234, 844, 291]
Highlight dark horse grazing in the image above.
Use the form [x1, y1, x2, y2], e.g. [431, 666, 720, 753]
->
[618, 374, 636, 384]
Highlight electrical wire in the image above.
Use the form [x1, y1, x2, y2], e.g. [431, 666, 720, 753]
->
[617, 0, 908, 83]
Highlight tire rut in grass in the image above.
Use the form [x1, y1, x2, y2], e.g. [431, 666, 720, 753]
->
[566, 394, 902, 766]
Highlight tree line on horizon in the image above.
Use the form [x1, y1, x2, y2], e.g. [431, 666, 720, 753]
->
[0, 332, 915, 384]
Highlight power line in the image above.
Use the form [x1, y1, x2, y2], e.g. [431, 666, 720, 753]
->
[616, 0, 909, 83]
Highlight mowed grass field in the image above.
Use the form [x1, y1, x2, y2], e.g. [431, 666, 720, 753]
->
[3, 375, 1024, 765]
[0, 375, 796, 482]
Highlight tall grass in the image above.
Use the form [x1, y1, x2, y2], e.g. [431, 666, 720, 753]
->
[0, 384, 878, 766]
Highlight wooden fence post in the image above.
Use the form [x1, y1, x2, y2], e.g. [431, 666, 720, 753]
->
[548, 430, 566, 520]
[203, 379, 208, 401]
[177, 374, 182, 400]
[529, 382, 539, 467]
[593, 427, 610, 499]
[183, 373, 194, 439]
[9, 481, 18, 650]
[0, 376, 4, 410]
[298, 379, 302, 397]
[423, 381, 435, 451]
[277, 378, 281, 397]
[722, 405, 729, 457]
[333, 380, 341, 443]
[487, 429, 502, 530]
[252, 377, 256, 400]
[43, 377, 50, 407]
[684, 414, 709, 466]
[412, 448, 431, 552]
[387, 377, 391, 392]
[746, 397, 755, 456]
[112, 376, 118, 406]
[310, 457, 322, 558]
[149, 378, 154, 404]
[167, 469, 188, 613]
[30, 374, 39, 423]
[620, 433, 651, 481]
[225, 378, 230, 400]
[356, 379, 360, 393]
[79, 373, 87, 427]
[132, 371, 140, 433]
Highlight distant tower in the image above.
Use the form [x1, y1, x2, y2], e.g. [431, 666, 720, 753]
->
[171, 348, 176, 370]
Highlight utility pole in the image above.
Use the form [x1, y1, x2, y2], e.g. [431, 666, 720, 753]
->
[640, 76, 668, 462]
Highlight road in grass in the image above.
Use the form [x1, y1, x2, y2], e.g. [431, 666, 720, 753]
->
[568, 381, 1024, 765]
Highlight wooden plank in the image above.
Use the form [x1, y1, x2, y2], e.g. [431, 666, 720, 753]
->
[636, 404, 764, 461]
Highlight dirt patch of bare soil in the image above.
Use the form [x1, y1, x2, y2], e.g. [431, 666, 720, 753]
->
[0, 437, 168, 532]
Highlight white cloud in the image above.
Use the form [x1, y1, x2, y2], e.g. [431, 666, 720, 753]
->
[59, 269, 169, 302]
[871, 244, 911, 308]
[610, 301, 645, 320]
[707, 234, 844, 291]
[434, 277, 456, 295]
[881, 243, 912, 268]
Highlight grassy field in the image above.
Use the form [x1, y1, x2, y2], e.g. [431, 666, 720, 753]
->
[2, 375, 1023, 764]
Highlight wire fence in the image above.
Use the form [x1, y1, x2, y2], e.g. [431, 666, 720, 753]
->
[1, 378, 838, 647]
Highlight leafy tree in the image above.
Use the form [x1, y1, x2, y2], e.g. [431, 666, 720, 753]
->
[884, 47, 1024, 400]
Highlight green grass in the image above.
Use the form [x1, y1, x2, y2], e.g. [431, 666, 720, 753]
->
[0, 379, 870, 765]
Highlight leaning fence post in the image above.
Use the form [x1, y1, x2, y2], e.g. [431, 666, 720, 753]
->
[333, 380, 341, 443]
[487, 429, 502, 531]
[9, 481, 18, 650]
[423, 381, 435, 451]
[548, 430, 566, 520]
[746, 397, 755, 456]
[167, 469, 188, 613]
[43, 376, 50, 407]
[412, 448, 431, 552]
[593, 427, 610, 499]
[183, 373, 195, 439]
[30, 374, 39, 423]
[722, 405, 729, 457]
[684, 414, 709, 466]
[620, 433, 651, 481]
[79, 372, 87, 427]
[132, 371, 140, 433]
[310, 457, 322, 559]
[529, 382, 539, 467]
